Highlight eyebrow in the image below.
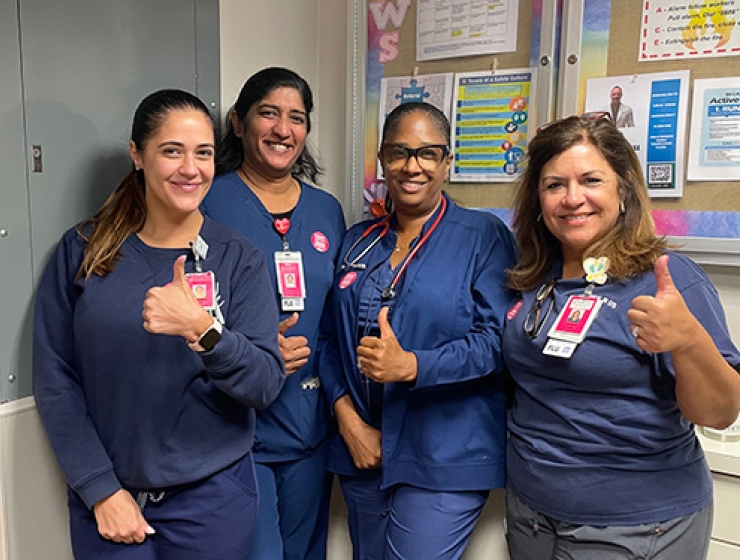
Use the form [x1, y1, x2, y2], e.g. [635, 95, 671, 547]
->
[540, 170, 606, 181]
[258, 102, 307, 116]
[157, 141, 215, 149]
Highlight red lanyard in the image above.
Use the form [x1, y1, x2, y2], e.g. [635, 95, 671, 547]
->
[382, 197, 447, 300]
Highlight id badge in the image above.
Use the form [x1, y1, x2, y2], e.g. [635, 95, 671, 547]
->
[185, 271, 216, 311]
[274, 251, 306, 312]
[547, 294, 602, 344]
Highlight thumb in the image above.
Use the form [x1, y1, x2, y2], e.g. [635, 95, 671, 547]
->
[377, 307, 395, 340]
[279, 312, 299, 335]
[172, 255, 188, 285]
[654, 254, 676, 298]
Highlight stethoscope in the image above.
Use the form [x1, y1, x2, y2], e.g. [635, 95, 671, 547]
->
[340, 197, 447, 300]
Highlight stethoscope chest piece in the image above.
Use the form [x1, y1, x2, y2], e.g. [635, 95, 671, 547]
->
[381, 286, 396, 300]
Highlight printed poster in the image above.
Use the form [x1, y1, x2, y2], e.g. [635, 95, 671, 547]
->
[688, 76, 740, 180]
[585, 71, 690, 198]
[640, 0, 740, 61]
[417, 0, 519, 61]
[451, 69, 536, 182]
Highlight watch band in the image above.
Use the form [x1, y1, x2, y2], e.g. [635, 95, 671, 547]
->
[188, 317, 223, 353]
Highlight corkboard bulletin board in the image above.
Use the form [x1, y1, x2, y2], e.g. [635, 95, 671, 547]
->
[372, 0, 535, 212]
[367, 0, 739, 217]
[605, 0, 740, 213]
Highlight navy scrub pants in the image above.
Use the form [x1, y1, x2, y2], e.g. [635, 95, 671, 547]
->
[248, 448, 333, 560]
[68, 453, 258, 560]
[339, 470, 489, 560]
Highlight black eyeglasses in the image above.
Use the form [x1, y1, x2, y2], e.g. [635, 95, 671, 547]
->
[523, 279, 557, 339]
[536, 111, 612, 134]
[380, 143, 449, 169]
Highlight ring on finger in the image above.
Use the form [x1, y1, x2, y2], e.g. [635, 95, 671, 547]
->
[631, 325, 640, 338]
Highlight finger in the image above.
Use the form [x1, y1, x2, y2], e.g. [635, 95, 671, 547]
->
[171, 254, 188, 285]
[278, 312, 300, 335]
[377, 307, 395, 340]
[653, 254, 676, 298]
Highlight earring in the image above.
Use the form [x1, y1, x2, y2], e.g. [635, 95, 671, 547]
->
[536, 213, 542, 222]
[619, 200, 625, 214]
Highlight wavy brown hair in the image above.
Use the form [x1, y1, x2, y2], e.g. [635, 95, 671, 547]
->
[76, 89, 213, 279]
[508, 115, 667, 292]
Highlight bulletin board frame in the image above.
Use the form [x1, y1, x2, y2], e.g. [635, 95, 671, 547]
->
[348, 0, 740, 266]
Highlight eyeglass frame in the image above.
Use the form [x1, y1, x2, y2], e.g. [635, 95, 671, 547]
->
[522, 279, 557, 339]
[535, 111, 613, 135]
[379, 143, 450, 169]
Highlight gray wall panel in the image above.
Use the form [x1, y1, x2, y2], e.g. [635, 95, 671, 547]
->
[0, 0, 34, 402]
[1, 0, 220, 401]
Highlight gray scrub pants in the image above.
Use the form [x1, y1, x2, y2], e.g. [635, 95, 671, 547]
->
[505, 488, 712, 560]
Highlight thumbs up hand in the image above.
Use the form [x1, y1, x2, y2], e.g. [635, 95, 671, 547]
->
[627, 255, 700, 353]
[356, 307, 417, 383]
[143, 255, 212, 341]
[278, 313, 310, 376]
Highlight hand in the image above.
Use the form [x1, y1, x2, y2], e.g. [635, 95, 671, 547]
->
[278, 313, 310, 376]
[356, 307, 417, 383]
[93, 489, 154, 544]
[627, 255, 701, 353]
[142, 255, 213, 342]
[334, 395, 382, 469]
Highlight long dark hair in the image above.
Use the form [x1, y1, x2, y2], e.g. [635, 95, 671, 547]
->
[216, 67, 323, 184]
[77, 89, 214, 279]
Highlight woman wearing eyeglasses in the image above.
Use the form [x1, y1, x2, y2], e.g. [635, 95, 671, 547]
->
[318, 102, 517, 559]
[503, 115, 740, 559]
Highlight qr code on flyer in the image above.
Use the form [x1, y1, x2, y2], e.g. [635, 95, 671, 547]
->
[647, 163, 673, 188]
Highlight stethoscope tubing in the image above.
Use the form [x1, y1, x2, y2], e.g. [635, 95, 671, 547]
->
[340, 198, 448, 300]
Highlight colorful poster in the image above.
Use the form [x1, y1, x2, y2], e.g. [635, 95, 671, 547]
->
[688, 76, 740, 180]
[451, 69, 536, 182]
[640, 0, 740, 61]
[585, 71, 690, 198]
[417, 0, 519, 61]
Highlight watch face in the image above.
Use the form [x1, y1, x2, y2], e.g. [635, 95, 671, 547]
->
[199, 327, 222, 351]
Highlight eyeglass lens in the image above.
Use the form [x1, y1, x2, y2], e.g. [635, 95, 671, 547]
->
[381, 144, 448, 168]
[523, 280, 556, 339]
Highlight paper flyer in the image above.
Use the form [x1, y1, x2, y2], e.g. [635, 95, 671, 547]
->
[640, 0, 740, 61]
[585, 71, 690, 198]
[688, 76, 740, 180]
[417, 0, 519, 61]
[451, 69, 536, 182]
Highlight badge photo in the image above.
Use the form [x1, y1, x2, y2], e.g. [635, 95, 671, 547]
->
[186, 271, 216, 310]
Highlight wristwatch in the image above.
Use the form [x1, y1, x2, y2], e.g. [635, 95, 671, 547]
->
[188, 317, 223, 353]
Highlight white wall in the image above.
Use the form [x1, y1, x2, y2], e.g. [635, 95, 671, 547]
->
[219, 0, 348, 203]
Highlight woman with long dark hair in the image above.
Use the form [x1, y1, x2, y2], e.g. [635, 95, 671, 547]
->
[33, 89, 285, 559]
[202, 68, 345, 560]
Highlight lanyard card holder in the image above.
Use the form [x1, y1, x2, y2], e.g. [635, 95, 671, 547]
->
[274, 251, 306, 312]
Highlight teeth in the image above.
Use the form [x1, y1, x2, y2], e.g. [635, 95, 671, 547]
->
[565, 215, 589, 222]
[269, 143, 289, 152]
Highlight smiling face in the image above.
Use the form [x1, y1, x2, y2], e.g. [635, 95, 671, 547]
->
[234, 86, 307, 180]
[130, 108, 215, 221]
[379, 110, 452, 219]
[610, 86, 623, 104]
[538, 141, 622, 269]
